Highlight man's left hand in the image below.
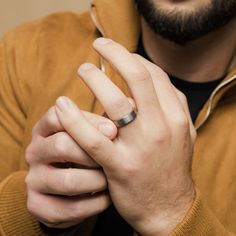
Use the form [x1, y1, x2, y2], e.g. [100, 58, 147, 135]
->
[55, 38, 196, 236]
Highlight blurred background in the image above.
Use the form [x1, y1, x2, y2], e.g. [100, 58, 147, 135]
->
[0, 0, 90, 38]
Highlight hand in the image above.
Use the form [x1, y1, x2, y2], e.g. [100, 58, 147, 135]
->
[55, 38, 196, 236]
[25, 106, 117, 228]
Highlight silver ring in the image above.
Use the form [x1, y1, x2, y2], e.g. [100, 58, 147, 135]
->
[113, 109, 137, 128]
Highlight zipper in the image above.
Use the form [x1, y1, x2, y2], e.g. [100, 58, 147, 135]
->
[90, 4, 106, 73]
[89, 4, 236, 130]
[196, 75, 236, 130]
[90, 4, 105, 37]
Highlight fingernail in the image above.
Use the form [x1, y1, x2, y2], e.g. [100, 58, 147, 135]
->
[78, 63, 94, 73]
[93, 37, 112, 46]
[56, 96, 73, 111]
[98, 122, 115, 137]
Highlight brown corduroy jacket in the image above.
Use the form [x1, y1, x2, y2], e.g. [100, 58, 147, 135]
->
[0, 0, 236, 235]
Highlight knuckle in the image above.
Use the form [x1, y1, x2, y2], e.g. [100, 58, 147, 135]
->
[25, 173, 33, 188]
[152, 127, 171, 145]
[43, 171, 55, 193]
[129, 67, 150, 82]
[53, 133, 70, 157]
[53, 207, 71, 224]
[90, 193, 111, 213]
[25, 144, 35, 165]
[27, 193, 64, 226]
[176, 90, 188, 105]
[141, 124, 171, 147]
[95, 172, 108, 191]
[120, 161, 140, 178]
[132, 54, 147, 67]
[112, 97, 128, 110]
[45, 107, 58, 128]
[71, 205, 85, 221]
[142, 125, 157, 138]
[175, 114, 189, 129]
[84, 138, 102, 154]
[61, 170, 77, 196]
[132, 53, 142, 59]
[32, 107, 58, 136]
[154, 67, 169, 79]
[26, 193, 40, 216]
[25, 136, 45, 164]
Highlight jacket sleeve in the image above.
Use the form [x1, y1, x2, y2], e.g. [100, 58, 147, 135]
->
[170, 188, 235, 236]
[0, 24, 97, 236]
[0, 29, 48, 235]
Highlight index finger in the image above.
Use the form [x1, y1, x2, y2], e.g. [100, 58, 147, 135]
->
[93, 38, 161, 118]
[32, 106, 62, 138]
[33, 106, 117, 139]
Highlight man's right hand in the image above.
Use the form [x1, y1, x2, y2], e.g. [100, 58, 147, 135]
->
[25, 106, 117, 228]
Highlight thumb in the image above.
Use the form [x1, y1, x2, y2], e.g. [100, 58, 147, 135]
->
[82, 111, 118, 140]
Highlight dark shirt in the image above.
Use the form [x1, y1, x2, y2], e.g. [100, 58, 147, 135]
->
[92, 205, 132, 236]
[137, 38, 224, 122]
[92, 39, 223, 236]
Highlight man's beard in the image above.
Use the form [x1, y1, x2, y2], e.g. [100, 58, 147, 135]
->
[136, 0, 236, 44]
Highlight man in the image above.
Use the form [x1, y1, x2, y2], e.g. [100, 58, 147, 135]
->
[0, 0, 236, 235]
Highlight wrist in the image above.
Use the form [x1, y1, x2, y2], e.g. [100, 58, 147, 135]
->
[134, 184, 195, 236]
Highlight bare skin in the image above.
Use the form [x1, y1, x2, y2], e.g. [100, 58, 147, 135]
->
[25, 109, 117, 228]
[54, 38, 196, 236]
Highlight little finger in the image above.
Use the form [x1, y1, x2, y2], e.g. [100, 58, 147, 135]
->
[27, 191, 111, 228]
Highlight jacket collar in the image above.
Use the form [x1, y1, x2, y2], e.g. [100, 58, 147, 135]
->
[91, 0, 140, 52]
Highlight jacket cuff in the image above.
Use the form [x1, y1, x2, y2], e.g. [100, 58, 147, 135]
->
[0, 171, 44, 236]
[170, 188, 226, 236]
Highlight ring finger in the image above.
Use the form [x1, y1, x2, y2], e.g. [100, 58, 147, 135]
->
[27, 191, 110, 228]
[35, 132, 99, 168]
[26, 165, 107, 196]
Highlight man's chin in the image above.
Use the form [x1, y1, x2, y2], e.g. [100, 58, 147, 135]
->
[136, 0, 236, 45]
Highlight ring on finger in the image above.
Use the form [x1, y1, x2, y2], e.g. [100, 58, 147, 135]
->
[112, 109, 137, 128]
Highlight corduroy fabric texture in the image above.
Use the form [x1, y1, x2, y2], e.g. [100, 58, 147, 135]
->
[0, 172, 44, 236]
